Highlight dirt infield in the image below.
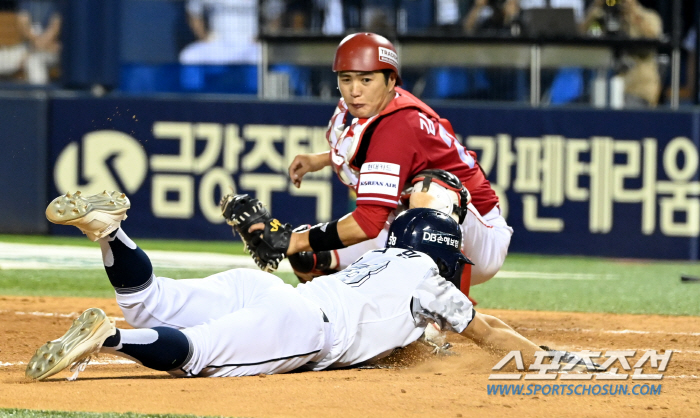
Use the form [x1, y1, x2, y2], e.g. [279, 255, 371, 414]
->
[1, 295, 698, 418]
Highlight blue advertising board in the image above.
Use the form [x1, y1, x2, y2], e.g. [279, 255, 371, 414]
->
[439, 106, 700, 260]
[0, 94, 48, 234]
[48, 97, 349, 241]
[47, 96, 700, 260]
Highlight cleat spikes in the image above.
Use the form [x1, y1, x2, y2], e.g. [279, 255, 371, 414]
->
[25, 308, 116, 381]
[45, 191, 130, 241]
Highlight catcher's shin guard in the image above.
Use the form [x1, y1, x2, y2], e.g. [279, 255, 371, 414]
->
[460, 261, 472, 296]
[460, 262, 477, 306]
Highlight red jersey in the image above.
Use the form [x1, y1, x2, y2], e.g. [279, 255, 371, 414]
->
[326, 88, 498, 232]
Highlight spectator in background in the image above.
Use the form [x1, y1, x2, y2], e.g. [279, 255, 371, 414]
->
[16, 0, 61, 85]
[679, 26, 696, 101]
[317, 0, 344, 34]
[463, 0, 519, 35]
[272, 0, 343, 35]
[583, 0, 662, 107]
[361, 0, 395, 35]
[179, 0, 261, 65]
[518, 0, 584, 22]
[179, 0, 272, 94]
[0, 8, 27, 80]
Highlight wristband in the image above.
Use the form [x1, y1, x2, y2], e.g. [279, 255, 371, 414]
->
[308, 220, 347, 251]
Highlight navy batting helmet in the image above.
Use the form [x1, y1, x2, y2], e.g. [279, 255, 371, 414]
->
[386, 208, 473, 288]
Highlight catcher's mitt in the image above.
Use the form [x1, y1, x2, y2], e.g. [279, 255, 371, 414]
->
[220, 194, 293, 272]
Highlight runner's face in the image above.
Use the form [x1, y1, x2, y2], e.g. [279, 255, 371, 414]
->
[337, 71, 396, 119]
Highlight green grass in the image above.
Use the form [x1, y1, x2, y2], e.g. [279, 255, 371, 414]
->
[0, 409, 229, 418]
[0, 235, 246, 255]
[471, 253, 700, 315]
[0, 268, 300, 299]
[1, 235, 699, 315]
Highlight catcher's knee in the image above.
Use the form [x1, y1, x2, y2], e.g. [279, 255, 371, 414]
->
[470, 263, 501, 286]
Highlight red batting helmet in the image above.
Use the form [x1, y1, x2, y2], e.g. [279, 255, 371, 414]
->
[333, 32, 402, 85]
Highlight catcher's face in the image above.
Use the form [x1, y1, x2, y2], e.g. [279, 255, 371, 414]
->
[338, 71, 396, 119]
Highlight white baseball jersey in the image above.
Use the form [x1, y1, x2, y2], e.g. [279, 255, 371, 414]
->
[114, 248, 474, 377]
[296, 248, 475, 370]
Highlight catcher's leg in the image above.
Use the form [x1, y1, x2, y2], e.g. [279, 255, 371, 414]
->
[461, 204, 513, 285]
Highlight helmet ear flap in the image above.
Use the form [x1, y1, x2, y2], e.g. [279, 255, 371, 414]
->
[436, 258, 461, 288]
[435, 258, 450, 279]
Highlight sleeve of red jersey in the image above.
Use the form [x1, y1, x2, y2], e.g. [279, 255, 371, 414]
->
[355, 115, 421, 209]
[351, 204, 393, 238]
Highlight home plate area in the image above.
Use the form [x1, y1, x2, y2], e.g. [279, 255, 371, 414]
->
[0, 295, 697, 418]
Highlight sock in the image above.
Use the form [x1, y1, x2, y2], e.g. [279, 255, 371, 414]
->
[103, 329, 121, 348]
[99, 228, 154, 292]
[102, 327, 191, 372]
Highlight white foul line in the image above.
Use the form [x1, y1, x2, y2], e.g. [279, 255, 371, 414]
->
[0, 242, 620, 280]
[494, 271, 619, 280]
[1, 310, 126, 322]
[0, 242, 294, 272]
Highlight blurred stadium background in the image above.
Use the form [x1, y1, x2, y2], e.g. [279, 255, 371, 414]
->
[0, 0, 698, 263]
[0, 3, 699, 416]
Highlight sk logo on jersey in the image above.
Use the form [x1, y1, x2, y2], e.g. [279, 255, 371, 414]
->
[338, 261, 390, 287]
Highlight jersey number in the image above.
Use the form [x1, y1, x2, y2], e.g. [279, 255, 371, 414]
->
[337, 261, 390, 287]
